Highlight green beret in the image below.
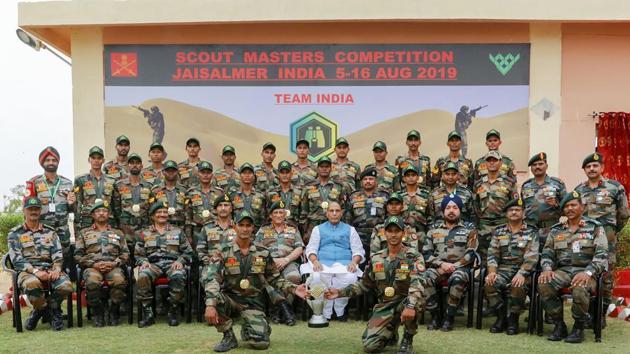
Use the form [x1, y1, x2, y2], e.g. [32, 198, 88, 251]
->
[402, 164, 418, 175]
[116, 135, 130, 144]
[361, 167, 377, 179]
[239, 163, 254, 173]
[335, 137, 349, 146]
[149, 142, 164, 152]
[149, 201, 168, 215]
[387, 192, 403, 204]
[222, 145, 235, 154]
[268, 200, 287, 214]
[197, 160, 213, 171]
[372, 141, 387, 151]
[235, 211, 254, 223]
[317, 156, 332, 166]
[384, 216, 405, 230]
[23, 197, 41, 209]
[582, 152, 603, 168]
[503, 197, 524, 212]
[528, 152, 547, 167]
[444, 161, 459, 172]
[407, 130, 421, 140]
[447, 131, 462, 140]
[89, 146, 104, 157]
[278, 160, 292, 172]
[127, 153, 142, 162]
[560, 190, 582, 209]
[486, 129, 501, 140]
[163, 160, 178, 170]
[262, 142, 276, 152]
[214, 193, 232, 209]
[90, 199, 109, 214]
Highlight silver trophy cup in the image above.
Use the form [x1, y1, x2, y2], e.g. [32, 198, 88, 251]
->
[305, 273, 329, 328]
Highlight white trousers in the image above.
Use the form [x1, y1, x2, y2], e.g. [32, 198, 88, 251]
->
[320, 272, 358, 319]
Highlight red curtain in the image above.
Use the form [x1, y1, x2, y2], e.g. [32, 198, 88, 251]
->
[597, 112, 630, 201]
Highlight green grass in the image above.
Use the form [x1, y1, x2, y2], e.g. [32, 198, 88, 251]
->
[1, 305, 629, 354]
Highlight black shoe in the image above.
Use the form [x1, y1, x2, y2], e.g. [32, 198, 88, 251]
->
[108, 304, 121, 326]
[50, 308, 64, 331]
[168, 304, 180, 327]
[278, 301, 296, 326]
[547, 320, 568, 341]
[397, 333, 414, 354]
[506, 313, 520, 335]
[213, 329, 238, 352]
[25, 309, 44, 331]
[489, 306, 506, 334]
[544, 311, 554, 324]
[427, 310, 441, 330]
[441, 315, 454, 332]
[93, 304, 105, 328]
[270, 306, 283, 324]
[138, 304, 155, 328]
[336, 312, 348, 322]
[565, 321, 585, 344]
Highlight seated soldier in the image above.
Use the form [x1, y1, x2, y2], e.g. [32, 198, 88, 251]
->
[7, 197, 73, 331]
[370, 192, 422, 255]
[135, 201, 193, 328]
[484, 197, 538, 335]
[326, 216, 425, 354]
[196, 193, 236, 279]
[74, 200, 129, 327]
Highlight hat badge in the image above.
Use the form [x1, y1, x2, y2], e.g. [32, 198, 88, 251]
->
[593, 154, 599, 161]
[572, 191, 579, 198]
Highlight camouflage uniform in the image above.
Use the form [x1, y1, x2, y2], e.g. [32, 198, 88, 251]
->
[538, 217, 608, 322]
[74, 173, 116, 229]
[7, 224, 73, 310]
[301, 179, 346, 239]
[364, 163, 400, 194]
[346, 190, 389, 257]
[254, 224, 304, 286]
[340, 247, 425, 353]
[74, 225, 129, 306]
[253, 164, 277, 194]
[369, 224, 422, 262]
[401, 188, 434, 233]
[177, 159, 200, 188]
[485, 224, 539, 314]
[103, 159, 128, 181]
[431, 186, 474, 223]
[112, 178, 152, 250]
[291, 162, 317, 189]
[151, 183, 188, 227]
[395, 154, 432, 189]
[29, 174, 74, 251]
[266, 185, 304, 231]
[211, 167, 241, 193]
[186, 185, 224, 242]
[196, 221, 237, 286]
[473, 154, 516, 186]
[135, 225, 193, 306]
[140, 166, 163, 187]
[229, 188, 267, 229]
[521, 175, 566, 248]
[432, 156, 474, 189]
[331, 160, 361, 194]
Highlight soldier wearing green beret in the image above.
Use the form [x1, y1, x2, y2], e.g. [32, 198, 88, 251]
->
[74, 146, 116, 230]
[364, 141, 400, 194]
[291, 139, 317, 188]
[229, 163, 267, 229]
[432, 131, 474, 189]
[395, 130, 432, 189]
[400, 164, 434, 235]
[186, 160, 224, 247]
[253, 142, 278, 193]
[150, 160, 188, 230]
[212, 145, 241, 193]
[331, 137, 362, 194]
[104, 135, 130, 181]
[267, 160, 304, 231]
[178, 137, 202, 188]
[141, 142, 166, 186]
[431, 161, 474, 223]
[473, 129, 516, 186]
[370, 193, 422, 256]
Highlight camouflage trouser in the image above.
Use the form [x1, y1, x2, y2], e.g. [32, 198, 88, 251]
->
[478, 222, 503, 265]
[137, 262, 186, 306]
[484, 269, 529, 314]
[83, 267, 127, 306]
[539, 267, 596, 322]
[423, 267, 470, 313]
[280, 262, 300, 304]
[18, 272, 73, 311]
[362, 299, 417, 353]
[602, 225, 617, 306]
[213, 293, 271, 348]
[120, 223, 142, 262]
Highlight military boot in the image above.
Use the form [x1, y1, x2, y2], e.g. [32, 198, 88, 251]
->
[108, 303, 121, 326]
[547, 320, 568, 341]
[92, 303, 105, 328]
[489, 305, 506, 333]
[564, 320, 585, 344]
[138, 304, 155, 328]
[427, 309, 442, 330]
[270, 305, 282, 324]
[168, 303, 180, 326]
[396, 332, 414, 354]
[213, 329, 238, 352]
[50, 307, 64, 331]
[506, 313, 520, 335]
[441, 306, 456, 332]
[24, 309, 44, 331]
[278, 301, 296, 326]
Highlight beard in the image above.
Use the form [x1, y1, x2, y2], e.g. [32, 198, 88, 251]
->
[44, 164, 58, 173]
[130, 168, 141, 175]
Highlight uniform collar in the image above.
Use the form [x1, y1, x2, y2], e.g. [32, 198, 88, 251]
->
[22, 222, 44, 232]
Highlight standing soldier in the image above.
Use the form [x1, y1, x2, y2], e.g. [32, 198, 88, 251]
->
[521, 152, 566, 249]
[136, 202, 193, 328]
[112, 153, 152, 259]
[254, 201, 304, 326]
[538, 191, 608, 343]
[267, 160, 304, 231]
[326, 216, 425, 354]
[178, 137, 202, 188]
[7, 197, 73, 331]
[212, 145, 240, 193]
[395, 129, 432, 189]
[196, 194, 237, 270]
[432, 131, 474, 189]
[186, 161, 223, 246]
[28, 146, 76, 264]
[142, 142, 166, 186]
[291, 139, 317, 188]
[229, 163, 267, 229]
[473, 151, 517, 263]
[423, 194, 478, 332]
[370, 192, 422, 255]
[574, 152, 629, 320]
[473, 129, 516, 185]
[331, 137, 361, 194]
[74, 201, 129, 327]
[484, 198, 539, 335]
[103, 135, 130, 181]
[151, 160, 188, 230]
[400, 165, 433, 234]
[301, 156, 347, 242]
[204, 211, 307, 352]
[345, 167, 389, 259]
[74, 146, 116, 230]
[365, 141, 399, 194]
[431, 162, 474, 223]
[253, 142, 278, 193]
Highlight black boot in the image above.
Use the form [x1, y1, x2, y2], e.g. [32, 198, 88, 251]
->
[108, 304, 121, 326]
[564, 320, 585, 344]
[213, 329, 238, 352]
[441, 306, 456, 332]
[168, 303, 180, 326]
[93, 304, 105, 328]
[397, 333, 414, 354]
[506, 313, 520, 335]
[278, 301, 296, 326]
[25, 309, 44, 331]
[387, 319, 400, 346]
[138, 304, 155, 328]
[547, 320, 568, 341]
[50, 307, 64, 331]
[427, 310, 442, 330]
[489, 305, 506, 333]
[270, 305, 282, 324]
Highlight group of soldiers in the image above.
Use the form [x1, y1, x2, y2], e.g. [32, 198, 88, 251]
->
[6, 128, 629, 353]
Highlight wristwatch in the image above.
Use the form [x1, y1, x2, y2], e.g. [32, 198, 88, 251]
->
[585, 270, 593, 277]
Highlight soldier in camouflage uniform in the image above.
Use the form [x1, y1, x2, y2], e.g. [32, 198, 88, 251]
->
[229, 163, 267, 229]
[186, 160, 223, 246]
[365, 141, 400, 194]
[473, 151, 518, 263]
[574, 152, 629, 318]
[370, 192, 422, 255]
[400, 165, 433, 234]
[253, 142, 278, 193]
[135, 201, 193, 328]
[326, 216, 425, 354]
[74, 202, 129, 327]
[291, 139, 317, 188]
[141, 142, 166, 186]
[178, 137, 202, 188]
[521, 152, 566, 250]
[331, 137, 361, 194]
[74, 146, 116, 229]
[473, 129, 516, 186]
[212, 145, 240, 193]
[431, 162, 474, 223]
[395, 130, 432, 189]
[432, 131, 474, 189]
[8, 197, 73, 331]
[112, 153, 152, 259]
[423, 194, 478, 331]
[484, 198, 539, 335]
[267, 160, 304, 231]
[301, 156, 347, 243]
[103, 135, 130, 181]
[254, 201, 304, 325]
[151, 160, 188, 229]
[29, 146, 76, 264]
[204, 211, 307, 352]
[197, 194, 237, 274]
[538, 191, 609, 343]
[346, 167, 389, 259]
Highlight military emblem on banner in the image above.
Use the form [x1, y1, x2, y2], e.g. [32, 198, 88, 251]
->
[110, 52, 138, 78]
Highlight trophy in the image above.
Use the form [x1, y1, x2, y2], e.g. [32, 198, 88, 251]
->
[305, 272, 329, 328]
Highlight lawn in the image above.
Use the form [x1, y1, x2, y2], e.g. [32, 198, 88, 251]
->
[1, 304, 629, 354]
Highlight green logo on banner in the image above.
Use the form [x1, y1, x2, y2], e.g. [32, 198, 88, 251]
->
[290, 112, 338, 162]
[489, 53, 521, 75]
